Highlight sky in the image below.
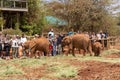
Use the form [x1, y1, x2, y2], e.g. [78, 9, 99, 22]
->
[109, 0, 120, 14]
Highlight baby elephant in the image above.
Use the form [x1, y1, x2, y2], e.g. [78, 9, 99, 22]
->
[92, 42, 102, 56]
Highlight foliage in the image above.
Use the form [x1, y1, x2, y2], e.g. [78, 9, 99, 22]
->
[108, 25, 120, 36]
[0, 17, 5, 31]
[21, 25, 34, 35]
[47, 0, 116, 32]
[20, 0, 48, 35]
[117, 13, 120, 26]
[2, 29, 22, 35]
[15, 23, 20, 30]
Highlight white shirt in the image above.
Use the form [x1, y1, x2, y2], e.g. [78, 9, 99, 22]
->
[97, 34, 101, 40]
[21, 37, 27, 44]
[48, 31, 54, 38]
[11, 39, 19, 47]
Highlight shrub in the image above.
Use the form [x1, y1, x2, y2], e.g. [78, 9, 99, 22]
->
[2, 29, 22, 35]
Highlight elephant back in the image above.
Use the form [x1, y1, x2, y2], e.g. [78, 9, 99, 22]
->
[72, 34, 90, 49]
[33, 37, 50, 50]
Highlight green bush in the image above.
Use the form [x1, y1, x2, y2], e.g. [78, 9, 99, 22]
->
[21, 25, 34, 35]
[2, 29, 22, 35]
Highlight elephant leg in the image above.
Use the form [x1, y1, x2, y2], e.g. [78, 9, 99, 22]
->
[72, 47, 75, 57]
[96, 48, 100, 56]
[62, 45, 66, 56]
[88, 46, 92, 56]
[44, 52, 47, 56]
[30, 53, 33, 58]
[67, 48, 71, 56]
[94, 52, 97, 56]
[83, 50, 86, 56]
[44, 50, 49, 57]
[38, 51, 41, 58]
[64, 46, 69, 56]
[30, 50, 35, 58]
[65, 52, 68, 56]
[35, 51, 40, 58]
[79, 49, 81, 54]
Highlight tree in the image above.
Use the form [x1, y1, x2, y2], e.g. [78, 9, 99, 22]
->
[0, 17, 5, 31]
[20, 0, 47, 35]
[47, 0, 116, 33]
[117, 13, 120, 25]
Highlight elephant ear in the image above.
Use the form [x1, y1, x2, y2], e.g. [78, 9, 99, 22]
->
[67, 36, 72, 44]
[23, 41, 30, 49]
[29, 40, 37, 49]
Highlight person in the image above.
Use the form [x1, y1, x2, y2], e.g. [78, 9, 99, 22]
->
[48, 34, 53, 56]
[11, 35, 19, 58]
[21, 34, 27, 45]
[20, 34, 27, 56]
[48, 28, 54, 40]
[57, 33, 62, 55]
[104, 31, 108, 48]
[96, 32, 102, 43]
[52, 36, 57, 56]
[16, 35, 23, 58]
[4, 34, 11, 60]
[34, 34, 39, 39]
[68, 29, 74, 36]
[91, 32, 96, 43]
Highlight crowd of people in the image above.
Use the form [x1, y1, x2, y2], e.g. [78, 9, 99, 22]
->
[0, 29, 108, 60]
[47, 29, 108, 56]
[0, 33, 27, 59]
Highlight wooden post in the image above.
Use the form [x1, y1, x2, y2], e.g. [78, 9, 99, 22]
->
[0, 0, 3, 7]
[10, 12, 12, 28]
[26, 1, 28, 8]
[101, 39, 104, 50]
[107, 38, 110, 49]
[14, 1, 15, 8]
[16, 12, 19, 29]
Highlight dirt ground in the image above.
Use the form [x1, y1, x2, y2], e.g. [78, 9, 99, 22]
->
[20, 59, 120, 80]
[70, 60, 120, 80]
[1, 47, 120, 80]
[105, 52, 120, 58]
[23, 47, 120, 80]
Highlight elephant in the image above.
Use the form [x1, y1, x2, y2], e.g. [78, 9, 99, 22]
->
[23, 37, 50, 58]
[22, 40, 31, 57]
[71, 34, 92, 56]
[62, 36, 72, 55]
[92, 42, 102, 56]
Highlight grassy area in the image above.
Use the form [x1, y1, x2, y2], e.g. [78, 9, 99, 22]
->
[0, 56, 78, 80]
[102, 49, 120, 55]
[0, 49, 120, 80]
[48, 64, 77, 78]
[76, 56, 120, 63]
